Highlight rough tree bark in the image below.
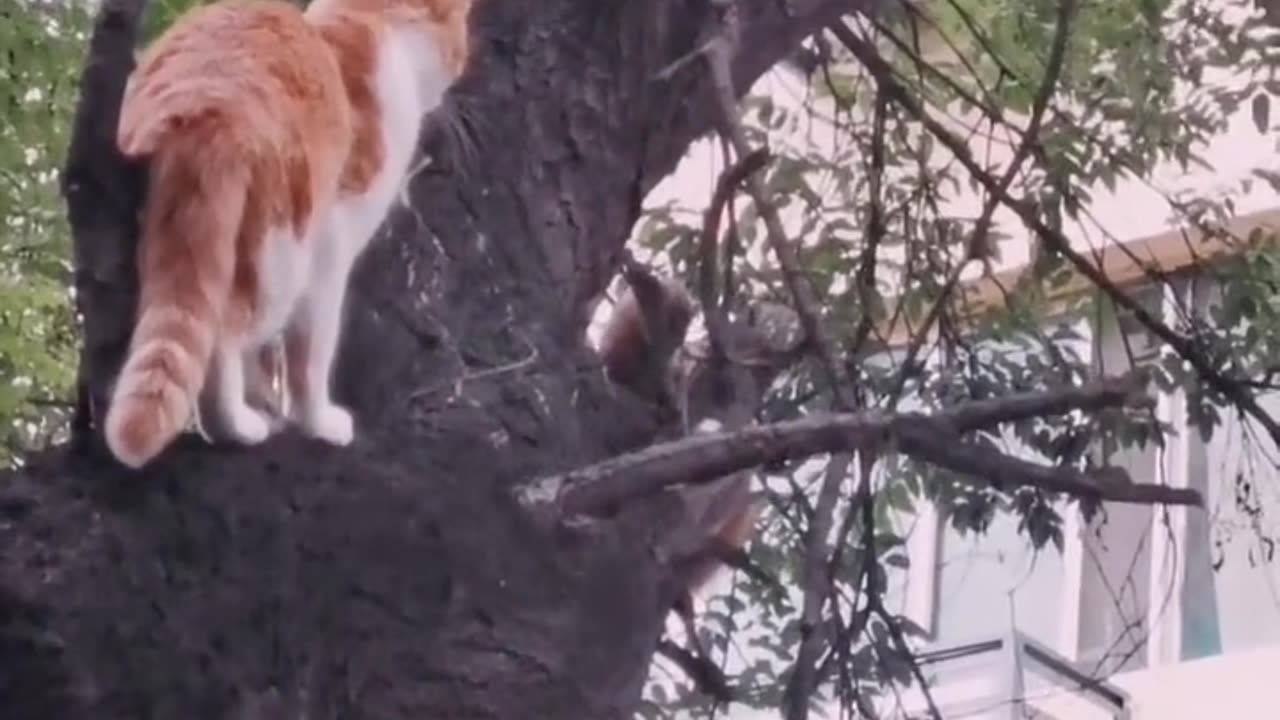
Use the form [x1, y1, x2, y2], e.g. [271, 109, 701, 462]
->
[0, 0, 867, 718]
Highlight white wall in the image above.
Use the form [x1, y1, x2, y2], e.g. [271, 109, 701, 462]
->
[1038, 644, 1280, 719]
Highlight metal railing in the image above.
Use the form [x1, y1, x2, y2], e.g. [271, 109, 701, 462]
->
[906, 630, 1131, 719]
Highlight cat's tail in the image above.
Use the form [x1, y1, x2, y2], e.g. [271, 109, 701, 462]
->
[104, 122, 249, 468]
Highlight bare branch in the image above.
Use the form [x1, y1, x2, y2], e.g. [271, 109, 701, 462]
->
[702, 0, 855, 408]
[945, 371, 1150, 431]
[698, 148, 770, 366]
[896, 421, 1196, 504]
[656, 639, 734, 704]
[546, 375, 1202, 515]
[849, 87, 889, 357]
[784, 453, 851, 720]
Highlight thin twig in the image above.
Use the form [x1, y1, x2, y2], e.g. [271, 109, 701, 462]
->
[963, 0, 1075, 275]
[872, 6, 1002, 124]
[884, 257, 972, 405]
[837, 0, 1076, 410]
[859, 453, 943, 720]
[788, 47, 891, 720]
[699, 148, 770, 365]
[784, 453, 851, 720]
[868, 599, 940, 718]
[849, 87, 889, 357]
[656, 639, 734, 704]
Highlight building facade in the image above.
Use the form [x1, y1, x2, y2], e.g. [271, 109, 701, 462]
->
[883, 222, 1280, 718]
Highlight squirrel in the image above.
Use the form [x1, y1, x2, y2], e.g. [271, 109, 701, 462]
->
[674, 476, 763, 594]
[596, 265, 763, 592]
[670, 472, 765, 667]
[596, 261, 695, 411]
[663, 467, 764, 700]
[596, 262, 766, 665]
[664, 419, 768, 666]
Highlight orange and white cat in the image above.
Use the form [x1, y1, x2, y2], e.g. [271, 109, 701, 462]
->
[103, 0, 472, 468]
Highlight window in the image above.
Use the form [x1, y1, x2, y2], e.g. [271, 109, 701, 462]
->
[892, 319, 1092, 664]
[934, 508, 1069, 651]
[1176, 276, 1280, 660]
[1057, 274, 1280, 671]
[896, 268, 1280, 701]
[1071, 285, 1165, 675]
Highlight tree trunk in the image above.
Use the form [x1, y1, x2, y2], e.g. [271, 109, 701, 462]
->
[0, 0, 862, 717]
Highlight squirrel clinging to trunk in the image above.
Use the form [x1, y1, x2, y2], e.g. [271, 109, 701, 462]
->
[596, 259, 696, 412]
[593, 260, 763, 583]
[594, 260, 765, 674]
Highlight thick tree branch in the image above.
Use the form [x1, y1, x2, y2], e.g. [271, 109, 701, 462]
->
[7, 1, 904, 719]
[61, 0, 147, 444]
[547, 375, 1202, 515]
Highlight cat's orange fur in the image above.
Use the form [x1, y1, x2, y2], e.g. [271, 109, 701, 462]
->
[105, 0, 471, 468]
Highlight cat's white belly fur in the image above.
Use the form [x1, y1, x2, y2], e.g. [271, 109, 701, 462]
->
[249, 228, 311, 345]
[230, 23, 453, 448]
[323, 27, 444, 258]
[248, 27, 448, 344]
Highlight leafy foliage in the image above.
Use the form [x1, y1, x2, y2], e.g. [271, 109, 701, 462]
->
[0, 0, 212, 468]
[0, 0, 93, 465]
[635, 0, 1280, 716]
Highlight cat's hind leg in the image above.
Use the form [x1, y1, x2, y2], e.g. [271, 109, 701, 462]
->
[281, 254, 355, 447]
[197, 343, 272, 446]
[282, 311, 354, 446]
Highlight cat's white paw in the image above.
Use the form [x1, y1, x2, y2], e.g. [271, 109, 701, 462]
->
[226, 405, 272, 446]
[302, 404, 354, 447]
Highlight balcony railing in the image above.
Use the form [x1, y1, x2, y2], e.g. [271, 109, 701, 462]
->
[903, 630, 1131, 720]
